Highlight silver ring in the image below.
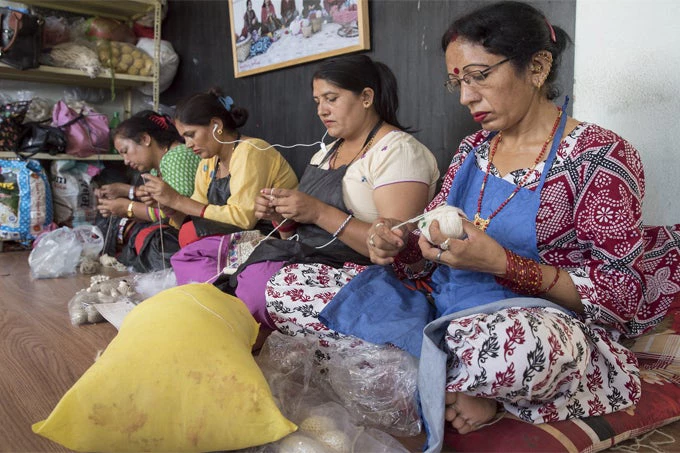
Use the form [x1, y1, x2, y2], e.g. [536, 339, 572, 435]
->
[374, 222, 386, 230]
[369, 233, 376, 247]
[440, 237, 451, 251]
[436, 249, 444, 262]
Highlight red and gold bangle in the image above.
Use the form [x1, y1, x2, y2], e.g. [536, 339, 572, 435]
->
[272, 219, 298, 233]
[495, 249, 543, 295]
[199, 205, 208, 218]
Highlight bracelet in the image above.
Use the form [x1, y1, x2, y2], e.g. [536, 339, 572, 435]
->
[333, 213, 353, 238]
[117, 217, 129, 245]
[128, 185, 135, 200]
[199, 205, 208, 218]
[495, 249, 543, 296]
[541, 268, 560, 294]
[272, 219, 298, 233]
[126, 201, 135, 219]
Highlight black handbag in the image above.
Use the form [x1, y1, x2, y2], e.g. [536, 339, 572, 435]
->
[18, 121, 67, 156]
[0, 8, 43, 70]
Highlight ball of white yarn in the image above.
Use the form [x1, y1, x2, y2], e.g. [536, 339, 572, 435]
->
[418, 205, 466, 242]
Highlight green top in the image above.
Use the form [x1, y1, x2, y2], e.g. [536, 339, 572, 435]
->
[150, 143, 201, 196]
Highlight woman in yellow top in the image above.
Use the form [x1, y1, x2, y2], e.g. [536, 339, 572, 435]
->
[142, 88, 298, 285]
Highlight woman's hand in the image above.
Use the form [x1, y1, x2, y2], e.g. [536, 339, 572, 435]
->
[254, 189, 285, 223]
[94, 182, 129, 200]
[265, 187, 324, 225]
[141, 174, 180, 208]
[97, 197, 128, 218]
[421, 220, 507, 276]
[366, 218, 409, 265]
[134, 184, 154, 206]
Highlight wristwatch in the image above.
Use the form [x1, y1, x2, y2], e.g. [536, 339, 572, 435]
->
[127, 201, 135, 218]
[128, 185, 135, 200]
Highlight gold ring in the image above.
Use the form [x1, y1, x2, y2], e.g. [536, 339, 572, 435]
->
[436, 249, 444, 262]
[440, 237, 451, 251]
[369, 233, 376, 247]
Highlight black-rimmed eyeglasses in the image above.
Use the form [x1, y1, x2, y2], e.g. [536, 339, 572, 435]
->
[444, 57, 512, 94]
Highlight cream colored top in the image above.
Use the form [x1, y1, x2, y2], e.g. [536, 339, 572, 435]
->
[310, 131, 440, 222]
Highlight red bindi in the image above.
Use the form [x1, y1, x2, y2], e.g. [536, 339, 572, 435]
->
[453, 68, 460, 75]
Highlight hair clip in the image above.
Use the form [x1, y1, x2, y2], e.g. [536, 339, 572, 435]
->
[543, 17, 557, 43]
[150, 114, 168, 130]
[218, 96, 234, 111]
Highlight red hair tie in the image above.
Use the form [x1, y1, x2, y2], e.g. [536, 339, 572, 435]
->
[150, 114, 168, 130]
[544, 17, 557, 43]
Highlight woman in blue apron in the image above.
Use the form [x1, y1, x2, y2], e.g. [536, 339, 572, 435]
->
[322, 3, 680, 452]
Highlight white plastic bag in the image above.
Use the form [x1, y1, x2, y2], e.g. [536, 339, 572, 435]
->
[135, 38, 179, 95]
[29, 227, 82, 278]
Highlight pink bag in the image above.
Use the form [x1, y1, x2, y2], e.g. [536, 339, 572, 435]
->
[52, 100, 109, 157]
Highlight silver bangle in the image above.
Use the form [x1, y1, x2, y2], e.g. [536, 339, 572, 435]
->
[333, 213, 353, 238]
[128, 185, 135, 200]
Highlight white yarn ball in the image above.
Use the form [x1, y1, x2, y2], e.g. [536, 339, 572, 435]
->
[418, 205, 466, 242]
[300, 415, 336, 435]
[278, 433, 329, 453]
[317, 429, 351, 453]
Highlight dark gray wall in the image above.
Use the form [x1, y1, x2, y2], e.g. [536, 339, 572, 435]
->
[161, 0, 576, 178]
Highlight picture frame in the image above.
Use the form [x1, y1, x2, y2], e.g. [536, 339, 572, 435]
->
[229, 0, 370, 78]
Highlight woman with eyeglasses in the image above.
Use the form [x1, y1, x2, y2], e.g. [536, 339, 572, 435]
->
[320, 1, 680, 449]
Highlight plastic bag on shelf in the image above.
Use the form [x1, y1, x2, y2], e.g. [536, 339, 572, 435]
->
[40, 42, 102, 78]
[255, 331, 421, 438]
[96, 40, 154, 76]
[135, 38, 179, 95]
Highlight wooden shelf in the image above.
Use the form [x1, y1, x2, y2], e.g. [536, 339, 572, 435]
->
[21, 0, 157, 22]
[0, 63, 153, 89]
[0, 151, 123, 161]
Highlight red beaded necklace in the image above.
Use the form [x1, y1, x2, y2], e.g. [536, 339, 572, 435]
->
[473, 108, 563, 231]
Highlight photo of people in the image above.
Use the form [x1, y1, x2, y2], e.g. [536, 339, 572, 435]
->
[230, 0, 368, 77]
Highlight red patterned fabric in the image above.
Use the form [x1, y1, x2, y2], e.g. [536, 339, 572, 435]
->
[428, 122, 680, 338]
[444, 297, 680, 452]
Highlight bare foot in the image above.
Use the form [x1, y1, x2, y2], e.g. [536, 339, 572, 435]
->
[445, 392, 498, 434]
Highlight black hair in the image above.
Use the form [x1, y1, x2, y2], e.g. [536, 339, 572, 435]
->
[174, 87, 249, 131]
[441, 1, 571, 100]
[113, 110, 182, 149]
[312, 54, 409, 131]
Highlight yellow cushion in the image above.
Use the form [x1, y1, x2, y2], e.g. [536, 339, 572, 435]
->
[32, 283, 297, 452]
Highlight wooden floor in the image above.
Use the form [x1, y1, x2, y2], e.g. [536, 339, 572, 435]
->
[1, 248, 678, 452]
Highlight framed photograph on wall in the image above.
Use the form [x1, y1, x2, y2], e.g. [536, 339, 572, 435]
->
[229, 0, 370, 78]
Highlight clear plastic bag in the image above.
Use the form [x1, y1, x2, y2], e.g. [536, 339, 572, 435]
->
[254, 331, 421, 445]
[68, 274, 140, 326]
[29, 227, 82, 279]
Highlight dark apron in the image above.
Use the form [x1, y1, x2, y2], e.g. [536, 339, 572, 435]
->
[226, 138, 374, 288]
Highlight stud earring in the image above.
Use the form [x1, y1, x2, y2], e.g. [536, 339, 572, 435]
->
[531, 64, 542, 73]
[363, 102, 371, 108]
[217, 128, 223, 135]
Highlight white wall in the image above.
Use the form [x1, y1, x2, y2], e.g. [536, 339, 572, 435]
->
[574, 0, 680, 225]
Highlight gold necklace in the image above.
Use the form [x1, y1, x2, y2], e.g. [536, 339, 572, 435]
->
[473, 108, 562, 231]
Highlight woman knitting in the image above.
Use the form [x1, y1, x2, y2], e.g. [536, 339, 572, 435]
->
[141, 88, 298, 286]
[95, 110, 200, 272]
[228, 54, 440, 332]
[321, 2, 680, 451]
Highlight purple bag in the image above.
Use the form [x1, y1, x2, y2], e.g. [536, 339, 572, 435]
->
[52, 100, 109, 157]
